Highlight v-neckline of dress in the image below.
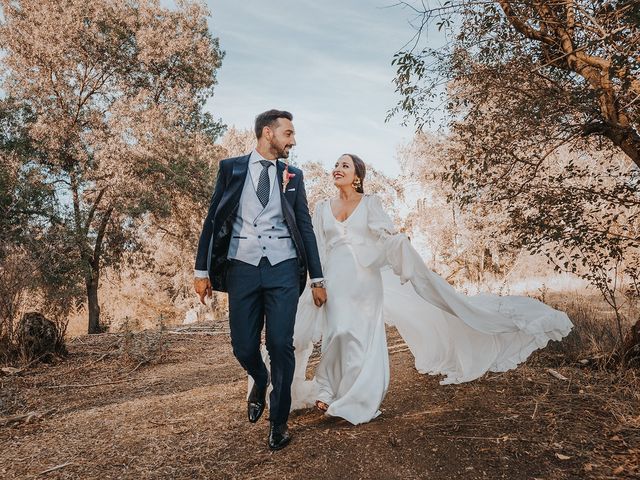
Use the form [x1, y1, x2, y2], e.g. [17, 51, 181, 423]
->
[329, 195, 365, 224]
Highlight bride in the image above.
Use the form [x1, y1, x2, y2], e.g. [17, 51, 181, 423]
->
[285, 153, 574, 426]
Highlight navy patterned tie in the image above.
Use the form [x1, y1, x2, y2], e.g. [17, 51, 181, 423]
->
[256, 160, 273, 207]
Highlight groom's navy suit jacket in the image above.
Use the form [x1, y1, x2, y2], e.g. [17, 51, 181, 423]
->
[195, 154, 323, 295]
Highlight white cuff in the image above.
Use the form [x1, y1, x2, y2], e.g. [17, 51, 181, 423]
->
[310, 277, 324, 283]
[194, 269, 209, 279]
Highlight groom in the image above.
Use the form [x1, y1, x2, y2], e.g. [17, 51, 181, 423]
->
[194, 109, 326, 450]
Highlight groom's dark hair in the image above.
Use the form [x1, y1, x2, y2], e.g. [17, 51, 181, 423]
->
[255, 109, 293, 139]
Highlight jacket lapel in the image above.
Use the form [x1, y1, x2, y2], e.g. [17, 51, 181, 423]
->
[231, 154, 250, 193]
[276, 160, 285, 198]
[217, 154, 250, 224]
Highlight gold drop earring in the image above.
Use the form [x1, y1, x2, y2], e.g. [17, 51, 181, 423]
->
[352, 177, 361, 190]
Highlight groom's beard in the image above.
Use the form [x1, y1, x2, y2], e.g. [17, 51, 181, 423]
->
[271, 140, 293, 159]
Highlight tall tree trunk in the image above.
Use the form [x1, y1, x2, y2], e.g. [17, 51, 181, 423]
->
[86, 206, 112, 334]
[599, 124, 640, 169]
[86, 267, 101, 334]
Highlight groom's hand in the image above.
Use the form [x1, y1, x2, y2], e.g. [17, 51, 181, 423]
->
[194, 278, 212, 305]
[312, 287, 327, 307]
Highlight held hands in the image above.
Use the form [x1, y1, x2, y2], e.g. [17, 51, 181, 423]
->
[312, 287, 327, 307]
[194, 277, 212, 305]
[196, 277, 326, 307]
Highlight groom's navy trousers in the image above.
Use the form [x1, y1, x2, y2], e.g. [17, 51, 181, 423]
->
[227, 257, 299, 424]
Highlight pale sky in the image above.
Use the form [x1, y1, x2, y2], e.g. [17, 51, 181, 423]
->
[204, 1, 445, 176]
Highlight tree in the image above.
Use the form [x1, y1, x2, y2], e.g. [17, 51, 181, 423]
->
[392, 1, 640, 352]
[397, 132, 522, 288]
[0, 100, 53, 261]
[0, 0, 225, 333]
[220, 126, 256, 158]
[0, 98, 81, 358]
[393, 0, 640, 165]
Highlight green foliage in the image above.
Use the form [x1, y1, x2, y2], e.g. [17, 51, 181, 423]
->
[0, 100, 54, 257]
[0, 0, 226, 333]
[0, 98, 85, 327]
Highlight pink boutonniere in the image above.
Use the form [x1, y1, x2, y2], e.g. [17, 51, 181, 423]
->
[282, 163, 296, 192]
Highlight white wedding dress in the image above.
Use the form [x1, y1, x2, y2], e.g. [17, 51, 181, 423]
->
[287, 194, 573, 425]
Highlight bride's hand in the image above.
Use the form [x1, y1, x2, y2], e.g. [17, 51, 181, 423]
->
[312, 287, 327, 307]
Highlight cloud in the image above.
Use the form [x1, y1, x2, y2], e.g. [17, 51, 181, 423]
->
[204, 0, 439, 176]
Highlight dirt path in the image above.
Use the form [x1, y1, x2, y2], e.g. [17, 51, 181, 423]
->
[1, 325, 638, 479]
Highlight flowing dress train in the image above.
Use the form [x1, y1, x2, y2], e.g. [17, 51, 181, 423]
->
[288, 195, 573, 425]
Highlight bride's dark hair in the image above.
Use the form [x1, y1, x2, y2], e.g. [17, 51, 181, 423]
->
[343, 153, 366, 193]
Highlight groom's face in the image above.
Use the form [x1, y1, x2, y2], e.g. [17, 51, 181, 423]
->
[266, 118, 296, 159]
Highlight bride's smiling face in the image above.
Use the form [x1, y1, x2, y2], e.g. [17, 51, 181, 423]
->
[332, 155, 356, 188]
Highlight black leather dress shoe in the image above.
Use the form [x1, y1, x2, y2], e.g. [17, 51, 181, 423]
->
[268, 422, 291, 450]
[247, 382, 267, 423]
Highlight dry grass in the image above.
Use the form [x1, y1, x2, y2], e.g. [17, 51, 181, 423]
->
[539, 291, 637, 366]
[1, 292, 638, 479]
[1, 317, 639, 479]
